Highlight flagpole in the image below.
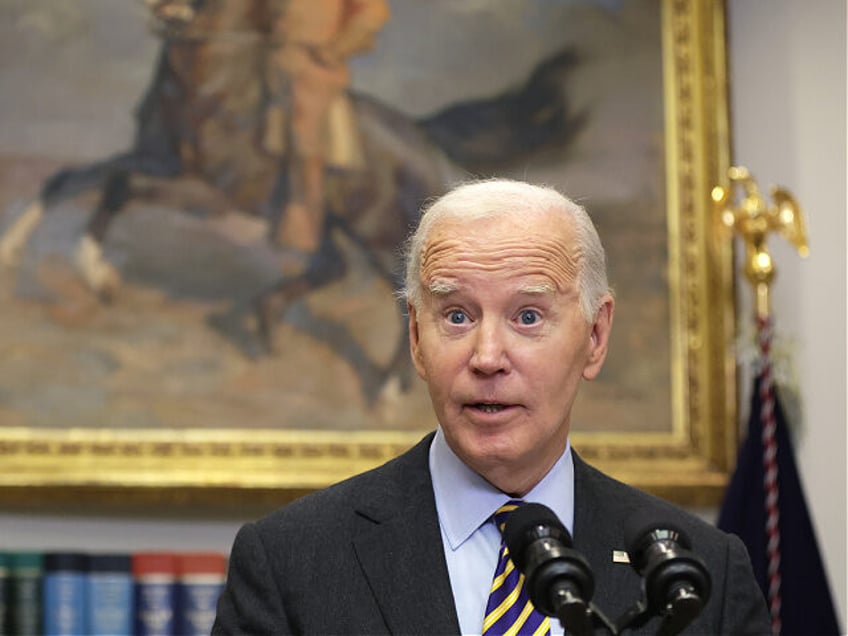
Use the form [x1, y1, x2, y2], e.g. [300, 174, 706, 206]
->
[712, 166, 809, 635]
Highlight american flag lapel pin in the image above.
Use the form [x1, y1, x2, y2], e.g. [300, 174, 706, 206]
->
[612, 550, 630, 564]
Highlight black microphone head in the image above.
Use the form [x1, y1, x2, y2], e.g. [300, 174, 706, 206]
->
[623, 509, 711, 626]
[624, 512, 691, 570]
[503, 502, 594, 621]
[503, 503, 572, 571]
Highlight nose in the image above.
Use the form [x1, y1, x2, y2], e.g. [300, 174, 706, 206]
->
[469, 320, 511, 375]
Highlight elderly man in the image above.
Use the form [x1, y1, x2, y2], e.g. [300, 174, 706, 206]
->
[213, 179, 770, 635]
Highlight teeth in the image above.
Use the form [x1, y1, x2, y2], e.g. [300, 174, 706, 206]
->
[477, 403, 505, 413]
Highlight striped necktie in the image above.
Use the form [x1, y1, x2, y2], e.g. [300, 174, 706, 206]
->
[482, 500, 551, 636]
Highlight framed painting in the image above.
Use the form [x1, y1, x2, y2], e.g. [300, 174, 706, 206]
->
[0, 0, 735, 508]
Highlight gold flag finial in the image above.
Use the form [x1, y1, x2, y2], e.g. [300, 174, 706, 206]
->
[712, 166, 809, 320]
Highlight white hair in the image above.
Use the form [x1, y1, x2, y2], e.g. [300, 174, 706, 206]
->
[402, 178, 611, 322]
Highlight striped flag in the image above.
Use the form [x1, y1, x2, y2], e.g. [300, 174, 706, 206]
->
[718, 319, 840, 635]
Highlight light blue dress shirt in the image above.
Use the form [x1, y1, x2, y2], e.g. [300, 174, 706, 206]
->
[429, 427, 574, 636]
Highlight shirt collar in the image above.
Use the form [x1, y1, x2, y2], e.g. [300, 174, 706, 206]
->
[429, 427, 575, 551]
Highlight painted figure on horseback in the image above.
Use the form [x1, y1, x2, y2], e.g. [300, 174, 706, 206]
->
[0, 0, 583, 402]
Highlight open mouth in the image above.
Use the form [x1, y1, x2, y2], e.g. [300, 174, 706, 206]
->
[472, 403, 508, 413]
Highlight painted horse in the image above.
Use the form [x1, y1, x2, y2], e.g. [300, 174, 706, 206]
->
[0, 0, 584, 403]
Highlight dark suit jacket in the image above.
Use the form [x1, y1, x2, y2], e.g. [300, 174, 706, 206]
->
[213, 433, 770, 635]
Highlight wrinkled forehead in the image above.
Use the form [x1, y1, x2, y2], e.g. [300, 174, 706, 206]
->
[419, 211, 580, 292]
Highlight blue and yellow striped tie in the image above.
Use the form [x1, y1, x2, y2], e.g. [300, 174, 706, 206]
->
[482, 500, 551, 636]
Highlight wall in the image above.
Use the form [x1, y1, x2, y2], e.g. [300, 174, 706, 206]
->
[726, 0, 847, 626]
[1, 0, 845, 628]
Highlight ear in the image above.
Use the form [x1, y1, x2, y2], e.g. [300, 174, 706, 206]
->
[583, 295, 614, 381]
[408, 302, 428, 381]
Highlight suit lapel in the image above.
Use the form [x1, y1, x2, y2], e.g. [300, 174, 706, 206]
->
[344, 442, 653, 633]
[351, 435, 461, 635]
[571, 452, 646, 620]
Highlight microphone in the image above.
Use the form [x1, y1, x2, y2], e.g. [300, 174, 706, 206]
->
[624, 515, 711, 635]
[504, 503, 595, 636]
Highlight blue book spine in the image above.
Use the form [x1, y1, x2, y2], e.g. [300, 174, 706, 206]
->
[134, 553, 177, 636]
[86, 554, 133, 636]
[135, 577, 176, 636]
[174, 553, 227, 636]
[175, 575, 225, 636]
[43, 553, 87, 636]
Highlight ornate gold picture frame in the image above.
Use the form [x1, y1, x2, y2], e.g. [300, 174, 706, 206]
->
[0, 0, 733, 508]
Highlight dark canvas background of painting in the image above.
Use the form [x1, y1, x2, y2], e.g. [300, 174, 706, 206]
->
[0, 0, 669, 433]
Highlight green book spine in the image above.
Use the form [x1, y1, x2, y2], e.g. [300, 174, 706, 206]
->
[8, 552, 43, 636]
[0, 553, 9, 635]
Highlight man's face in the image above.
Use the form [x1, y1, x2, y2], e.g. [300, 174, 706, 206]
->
[408, 210, 613, 495]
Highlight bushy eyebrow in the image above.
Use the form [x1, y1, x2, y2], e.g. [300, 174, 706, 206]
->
[518, 283, 556, 295]
[426, 280, 557, 299]
[427, 280, 458, 296]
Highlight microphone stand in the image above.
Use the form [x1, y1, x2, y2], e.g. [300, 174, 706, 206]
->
[550, 594, 617, 636]
[612, 592, 705, 636]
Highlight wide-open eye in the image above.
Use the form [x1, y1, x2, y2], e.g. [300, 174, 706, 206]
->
[448, 309, 467, 325]
[519, 309, 540, 325]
